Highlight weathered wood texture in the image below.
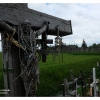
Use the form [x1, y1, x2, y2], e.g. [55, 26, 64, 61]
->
[63, 78, 78, 96]
[1, 32, 25, 96]
[0, 3, 73, 36]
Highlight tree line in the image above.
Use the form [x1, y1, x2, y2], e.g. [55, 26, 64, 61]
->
[48, 39, 100, 52]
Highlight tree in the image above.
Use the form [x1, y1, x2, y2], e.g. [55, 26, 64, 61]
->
[81, 39, 87, 51]
[92, 43, 97, 48]
[92, 43, 97, 51]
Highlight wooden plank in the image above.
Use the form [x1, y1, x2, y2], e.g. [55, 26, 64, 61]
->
[0, 3, 73, 37]
[1, 32, 25, 96]
[11, 44, 25, 96]
[36, 39, 53, 44]
[8, 47, 14, 97]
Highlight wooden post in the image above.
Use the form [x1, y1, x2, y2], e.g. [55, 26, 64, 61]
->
[64, 79, 69, 96]
[0, 3, 73, 96]
[90, 68, 99, 97]
[1, 32, 25, 96]
[97, 62, 100, 70]
[92, 68, 98, 97]
[41, 31, 47, 62]
[80, 70, 85, 97]
[61, 44, 63, 63]
[93, 68, 96, 97]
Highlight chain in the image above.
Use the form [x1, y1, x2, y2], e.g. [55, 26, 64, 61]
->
[17, 22, 38, 96]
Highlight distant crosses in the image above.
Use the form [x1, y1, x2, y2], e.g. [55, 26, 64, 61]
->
[53, 26, 64, 63]
[50, 40, 100, 52]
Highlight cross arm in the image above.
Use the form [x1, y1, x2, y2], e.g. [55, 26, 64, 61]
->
[0, 3, 73, 37]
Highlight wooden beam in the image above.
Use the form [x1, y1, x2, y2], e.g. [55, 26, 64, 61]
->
[36, 39, 53, 44]
[0, 3, 73, 37]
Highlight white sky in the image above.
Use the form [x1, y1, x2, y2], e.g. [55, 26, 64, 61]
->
[0, 1, 100, 51]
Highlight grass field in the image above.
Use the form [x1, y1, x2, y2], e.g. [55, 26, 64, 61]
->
[36, 52, 100, 96]
[0, 52, 100, 96]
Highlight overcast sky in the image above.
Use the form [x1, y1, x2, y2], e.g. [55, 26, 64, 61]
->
[28, 3, 100, 47]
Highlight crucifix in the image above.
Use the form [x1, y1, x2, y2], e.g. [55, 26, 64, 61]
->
[0, 3, 73, 96]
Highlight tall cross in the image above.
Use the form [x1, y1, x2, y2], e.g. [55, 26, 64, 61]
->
[0, 3, 73, 96]
[90, 68, 98, 97]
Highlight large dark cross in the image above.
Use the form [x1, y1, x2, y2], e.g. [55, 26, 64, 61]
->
[36, 31, 53, 62]
[0, 3, 73, 96]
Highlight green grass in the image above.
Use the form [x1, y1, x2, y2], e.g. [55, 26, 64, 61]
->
[72, 52, 100, 55]
[36, 52, 100, 96]
[0, 52, 100, 96]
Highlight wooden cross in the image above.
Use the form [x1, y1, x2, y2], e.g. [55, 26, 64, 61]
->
[79, 70, 85, 96]
[36, 32, 53, 62]
[62, 78, 79, 97]
[90, 68, 99, 97]
[0, 3, 73, 96]
[3, 61, 13, 89]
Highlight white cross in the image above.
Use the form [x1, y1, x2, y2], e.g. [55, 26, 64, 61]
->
[90, 68, 98, 97]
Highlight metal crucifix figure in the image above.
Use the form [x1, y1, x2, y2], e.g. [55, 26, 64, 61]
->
[0, 19, 51, 96]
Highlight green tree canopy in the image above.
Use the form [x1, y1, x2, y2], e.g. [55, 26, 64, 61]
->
[81, 39, 87, 48]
